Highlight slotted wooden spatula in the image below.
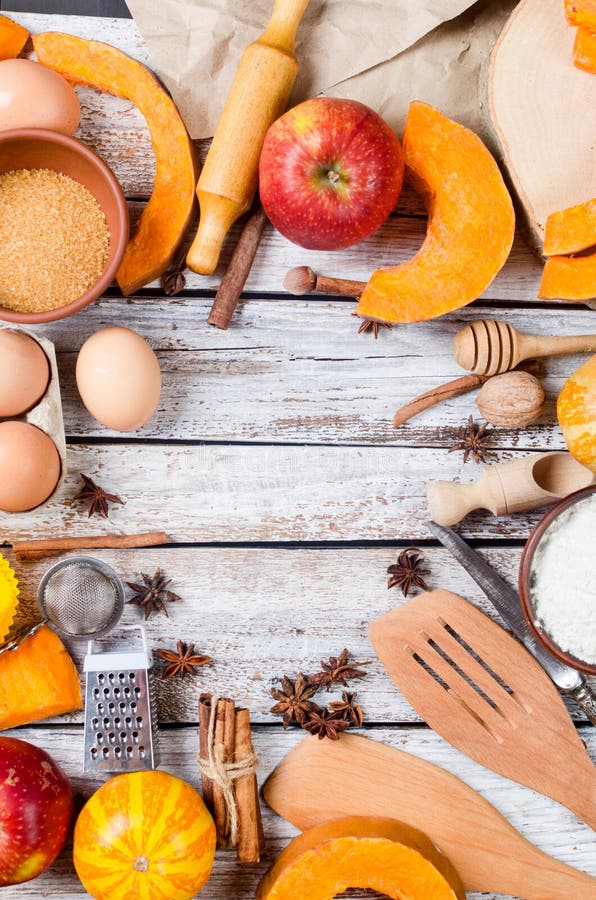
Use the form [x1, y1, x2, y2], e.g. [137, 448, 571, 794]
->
[263, 732, 596, 899]
[368, 590, 596, 828]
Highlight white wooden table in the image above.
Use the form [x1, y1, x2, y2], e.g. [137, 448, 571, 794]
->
[4, 9, 595, 899]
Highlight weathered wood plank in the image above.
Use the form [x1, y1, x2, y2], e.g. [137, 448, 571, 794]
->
[0, 444, 576, 543]
[4, 546, 593, 725]
[7, 724, 596, 900]
[37, 299, 594, 446]
[15, 11, 553, 301]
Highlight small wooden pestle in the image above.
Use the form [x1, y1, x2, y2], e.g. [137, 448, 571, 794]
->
[427, 451, 594, 526]
[283, 266, 366, 298]
[454, 319, 596, 376]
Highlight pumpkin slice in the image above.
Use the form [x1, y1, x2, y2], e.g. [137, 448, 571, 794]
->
[0, 14, 28, 60]
[539, 252, 596, 300]
[0, 554, 19, 644]
[565, 0, 596, 29]
[543, 197, 596, 255]
[0, 624, 82, 729]
[574, 25, 596, 72]
[557, 354, 596, 472]
[257, 816, 465, 899]
[356, 102, 515, 324]
[34, 32, 197, 296]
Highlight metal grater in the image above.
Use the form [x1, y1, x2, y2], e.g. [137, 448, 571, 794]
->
[83, 625, 160, 774]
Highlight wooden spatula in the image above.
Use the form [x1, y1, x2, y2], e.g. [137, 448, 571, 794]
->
[368, 590, 596, 829]
[263, 732, 596, 899]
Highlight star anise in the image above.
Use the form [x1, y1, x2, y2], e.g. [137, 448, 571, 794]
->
[352, 312, 393, 339]
[308, 649, 371, 691]
[302, 709, 350, 741]
[126, 569, 181, 619]
[329, 690, 363, 727]
[270, 673, 321, 728]
[387, 548, 429, 596]
[75, 474, 124, 518]
[448, 415, 497, 464]
[157, 640, 212, 679]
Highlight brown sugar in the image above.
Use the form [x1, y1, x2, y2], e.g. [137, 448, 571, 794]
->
[0, 168, 110, 313]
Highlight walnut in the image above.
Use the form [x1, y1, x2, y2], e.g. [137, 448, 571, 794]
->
[476, 371, 544, 427]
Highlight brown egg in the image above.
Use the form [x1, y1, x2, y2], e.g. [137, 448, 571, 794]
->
[0, 59, 80, 135]
[0, 330, 50, 417]
[76, 326, 161, 432]
[0, 422, 61, 512]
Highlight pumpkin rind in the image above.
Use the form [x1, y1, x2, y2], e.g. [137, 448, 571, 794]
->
[557, 354, 596, 473]
[0, 14, 28, 60]
[73, 770, 215, 900]
[256, 816, 465, 899]
[356, 102, 515, 324]
[33, 32, 197, 296]
[539, 252, 596, 300]
[0, 624, 82, 729]
[543, 197, 596, 255]
[574, 26, 596, 73]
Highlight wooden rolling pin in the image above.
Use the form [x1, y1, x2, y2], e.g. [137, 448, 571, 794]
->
[427, 451, 594, 526]
[187, 0, 310, 275]
[454, 319, 596, 376]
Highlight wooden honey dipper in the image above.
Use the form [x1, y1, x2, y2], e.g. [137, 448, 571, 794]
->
[454, 319, 596, 376]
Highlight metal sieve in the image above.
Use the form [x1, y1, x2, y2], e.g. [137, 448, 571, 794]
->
[37, 557, 124, 640]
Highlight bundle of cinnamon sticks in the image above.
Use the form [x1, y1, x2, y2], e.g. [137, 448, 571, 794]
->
[198, 694, 265, 863]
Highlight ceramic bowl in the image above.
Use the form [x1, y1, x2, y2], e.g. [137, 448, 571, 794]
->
[519, 483, 596, 675]
[0, 128, 128, 324]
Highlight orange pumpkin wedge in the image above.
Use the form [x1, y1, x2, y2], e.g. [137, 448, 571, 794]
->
[74, 770, 215, 900]
[257, 816, 465, 899]
[557, 354, 596, 472]
[539, 253, 596, 300]
[356, 102, 515, 324]
[565, 0, 596, 29]
[34, 32, 197, 296]
[0, 624, 82, 730]
[0, 14, 28, 60]
[543, 197, 596, 255]
[574, 25, 596, 72]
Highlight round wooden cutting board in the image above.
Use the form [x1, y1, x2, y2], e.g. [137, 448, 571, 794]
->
[489, 0, 596, 253]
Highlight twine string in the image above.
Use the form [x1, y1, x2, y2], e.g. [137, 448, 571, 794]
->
[197, 696, 259, 846]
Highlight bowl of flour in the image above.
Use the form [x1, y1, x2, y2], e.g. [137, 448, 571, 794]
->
[519, 485, 596, 675]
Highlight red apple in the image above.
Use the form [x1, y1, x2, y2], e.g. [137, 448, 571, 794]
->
[259, 97, 404, 250]
[0, 736, 72, 885]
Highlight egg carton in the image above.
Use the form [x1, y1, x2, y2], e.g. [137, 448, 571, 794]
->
[0, 327, 67, 515]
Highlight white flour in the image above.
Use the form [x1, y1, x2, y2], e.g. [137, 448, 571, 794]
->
[529, 493, 596, 665]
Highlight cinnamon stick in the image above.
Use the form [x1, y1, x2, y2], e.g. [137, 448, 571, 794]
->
[234, 707, 264, 863]
[208, 204, 267, 330]
[13, 531, 168, 562]
[198, 693, 215, 813]
[283, 265, 366, 298]
[213, 697, 236, 848]
[393, 375, 487, 427]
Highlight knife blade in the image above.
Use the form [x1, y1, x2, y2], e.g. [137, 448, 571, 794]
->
[426, 520, 583, 693]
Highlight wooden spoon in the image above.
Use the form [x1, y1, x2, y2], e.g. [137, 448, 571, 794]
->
[453, 319, 596, 376]
[263, 732, 596, 899]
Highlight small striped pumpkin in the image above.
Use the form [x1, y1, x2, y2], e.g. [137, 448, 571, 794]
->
[557, 354, 596, 474]
[73, 770, 215, 900]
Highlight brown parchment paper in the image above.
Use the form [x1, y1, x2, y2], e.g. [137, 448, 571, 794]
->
[125, 0, 494, 140]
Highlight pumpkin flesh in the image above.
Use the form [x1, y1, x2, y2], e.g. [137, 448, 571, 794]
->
[574, 26, 596, 72]
[543, 197, 596, 255]
[565, 0, 596, 29]
[0, 14, 28, 60]
[557, 354, 596, 473]
[356, 102, 515, 324]
[73, 770, 215, 900]
[33, 32, 197, 296]
[257, 816, 465, 899]
[539, 252, 596, 300]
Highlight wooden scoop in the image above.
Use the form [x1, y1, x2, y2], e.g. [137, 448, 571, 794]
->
[263, 731, 596, 899]
[453, 319, 596, 376]
[428, 451, 594, 526]
[368, 590, 596, 829]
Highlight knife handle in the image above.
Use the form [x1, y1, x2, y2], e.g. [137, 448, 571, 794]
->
[570, 682, 596, 726]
